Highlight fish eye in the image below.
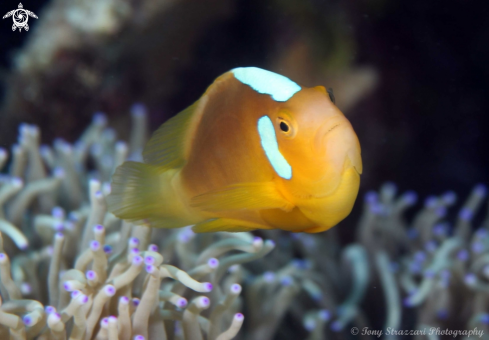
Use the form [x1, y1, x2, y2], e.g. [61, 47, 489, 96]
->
[276, 113, 296, 138]
[279, 121, 289, 132]
[327, 88, 335, 104]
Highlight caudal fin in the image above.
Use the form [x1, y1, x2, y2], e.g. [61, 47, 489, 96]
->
[107, 161, 164, 223]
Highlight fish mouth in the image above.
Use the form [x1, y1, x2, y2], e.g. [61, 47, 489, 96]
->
[346, 148, 363, 175]
[315, 119, 362, 175]
[305, 121, 362, 198]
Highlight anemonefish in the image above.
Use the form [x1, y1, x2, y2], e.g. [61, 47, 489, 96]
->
[107, 67, 362, 233]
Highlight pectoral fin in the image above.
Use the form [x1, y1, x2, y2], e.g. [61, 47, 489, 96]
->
[190, 182, 294, 212]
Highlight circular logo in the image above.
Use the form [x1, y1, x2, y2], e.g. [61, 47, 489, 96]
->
[13, 9, 28, 27]
[351, 327, 359, 335]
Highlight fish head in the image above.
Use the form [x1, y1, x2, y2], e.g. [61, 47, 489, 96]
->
[271, 86, 362, 198]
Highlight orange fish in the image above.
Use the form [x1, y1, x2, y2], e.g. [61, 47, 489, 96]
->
[108, 67, 362, 233]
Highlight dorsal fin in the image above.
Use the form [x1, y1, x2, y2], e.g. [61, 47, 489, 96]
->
[142, 71, 235, 170]
[142, 100, 204, 169]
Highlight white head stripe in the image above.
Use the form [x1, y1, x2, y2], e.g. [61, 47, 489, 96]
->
[257, 116, 292, 180]
[232, 67, 301, 102]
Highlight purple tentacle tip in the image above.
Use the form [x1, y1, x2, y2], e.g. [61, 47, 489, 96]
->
[263, 271, 275, 282]
[407, 228, 418, 239]
[208, 258, 219, 268]
[312, 292, 323, 301]
[319, 310, 331, 321]
[459, 208, 473, 221]
[457, 249, 469, 261]
[115, 141, 127, 152]
[131, 103, 147, 117]
[133, 255, 143, 265]
[292, 259, 307, 269]
[402, 191, 417, 205]
[474, 184, 488, 197]
[235, 313, 244, 321]
[409, 262, 421, 274]
[204, 282, 213, 292]
[11, 177, 23, 188]
[383, 182, 397, 193]
[52, 207, 64, 218]
[304, 319, 316, 331]
[178, 298, 187, 308]
[144, 256, 155, 265]
[365, 191, 378, 204]
[433, 223, 447, 236]
[53, 167, 65, 178]
[93, 225, 104, 232]
[132, 298, 140, 306]
[476, 228, 488, 238]
[201, 297, 210, 306]
[86, 270, 97, 280]
[440, 269, 451, 279]
[465, 273, 477, 286]
[20, 283, 32, 294]
[0, 253, 7, 260]
[436, 309, 449, 320]
[103, 245, 113, 254]
[425, 240, 437, 253]
[481, 313, 489, 324]
[280, 275, 294, 286]
[230, 284, 242, 294]
[90, 240, 100, 251]
[424, 196, 437, 209]
[54, 223, 64, 232]
[403, 296, 414, 307]
[472, 242, 484, 254]
[435, 206, 446, 218]
[330, 320, 342, 332]
[414, 251, 426, 263]
[93, 113, 107, 125]
[120, 296, 130, 304]
[104, 285, 116, 296]
[148, 244, 158, 252]
[45, 306, 56, 314]
[369, 203, 383, 215]
[442, 191, 457, 205]
[134, 336, 145, 340]
[23, 315, 33, 326]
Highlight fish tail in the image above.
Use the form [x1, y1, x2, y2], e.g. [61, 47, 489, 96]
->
[107, 161, 166, 222]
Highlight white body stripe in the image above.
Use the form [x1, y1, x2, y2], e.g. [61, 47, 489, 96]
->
[257, 116, 292, 180]
[232, 67, 301, 102]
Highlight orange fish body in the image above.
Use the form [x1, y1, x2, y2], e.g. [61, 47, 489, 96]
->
[108, 67, 362, 233]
